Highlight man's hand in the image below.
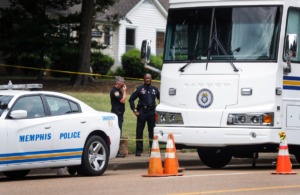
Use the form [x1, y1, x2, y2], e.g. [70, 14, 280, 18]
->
[133, 109, 140, 116]
[122, 84, 127, 91]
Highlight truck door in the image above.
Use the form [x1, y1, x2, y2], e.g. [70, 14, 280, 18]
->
[283, 4, 300, 145]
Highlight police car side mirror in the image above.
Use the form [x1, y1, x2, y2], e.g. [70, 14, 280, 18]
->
[10, 110, 27, 119]
[141, 40, 151, 64]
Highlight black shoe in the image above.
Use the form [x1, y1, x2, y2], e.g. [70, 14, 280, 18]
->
[135, 153, 141, 157]
[116, 153, 125, 158]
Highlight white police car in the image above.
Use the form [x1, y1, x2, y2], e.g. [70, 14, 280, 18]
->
[0, 81, 120, 178]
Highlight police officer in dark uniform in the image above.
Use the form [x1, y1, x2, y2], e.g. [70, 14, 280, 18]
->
[110, 76, 127, 158]
[129, 73, 160, 156]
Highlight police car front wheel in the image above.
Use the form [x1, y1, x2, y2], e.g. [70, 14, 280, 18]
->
[81, 135, 109, 176]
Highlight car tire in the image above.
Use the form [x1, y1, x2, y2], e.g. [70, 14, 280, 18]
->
[3, 170, 30, 179]
[80, 135, 109, 176]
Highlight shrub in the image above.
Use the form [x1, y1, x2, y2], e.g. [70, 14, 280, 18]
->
[91, 52, 114, 76]
[148, 54, 162, 79]
[122, 49, 162, 79]
[107, 66, 124, 76]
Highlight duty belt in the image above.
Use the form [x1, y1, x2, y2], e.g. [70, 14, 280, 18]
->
[142, 105, 154, 111]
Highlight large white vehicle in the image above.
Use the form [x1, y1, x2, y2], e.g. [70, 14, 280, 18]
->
[145, 0, 300, 168]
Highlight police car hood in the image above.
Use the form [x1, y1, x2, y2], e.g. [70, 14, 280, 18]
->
[178, 75, 238, 127]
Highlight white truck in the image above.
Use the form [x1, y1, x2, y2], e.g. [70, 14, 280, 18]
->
[142, 0, 300, 168]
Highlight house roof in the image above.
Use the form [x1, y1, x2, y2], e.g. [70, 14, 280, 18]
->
[96, 0, 169, 21]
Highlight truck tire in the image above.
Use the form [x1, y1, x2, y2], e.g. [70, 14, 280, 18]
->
[80, 135, 109, 176]
[294, 153, 300, 164]
[197, 148, 232, 168]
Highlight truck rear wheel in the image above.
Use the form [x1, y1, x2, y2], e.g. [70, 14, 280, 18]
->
[197, 148, 232, 168]
[294, 152, 300, 164]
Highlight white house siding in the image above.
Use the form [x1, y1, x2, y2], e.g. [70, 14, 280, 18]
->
[100, 27, 118, 59]
[114, 0, 167, 67]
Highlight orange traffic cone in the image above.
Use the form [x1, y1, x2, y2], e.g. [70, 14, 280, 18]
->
[272, 132, 297, 175]
[142, 135, 167, 177]
[169, 133, 185, 172]
[163, 133, 183, 176]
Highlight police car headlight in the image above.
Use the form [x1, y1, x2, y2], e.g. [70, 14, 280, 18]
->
[156, 112, 183, 124]
[227, 113, 273, 126]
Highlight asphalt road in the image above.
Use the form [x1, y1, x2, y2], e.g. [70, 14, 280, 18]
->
[1, 153, 300, 195]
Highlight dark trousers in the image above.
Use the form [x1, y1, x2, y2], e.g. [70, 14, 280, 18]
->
[135, 110, 155, 154]
[116, 114, 124, 154]
[117, 114, 124, 135]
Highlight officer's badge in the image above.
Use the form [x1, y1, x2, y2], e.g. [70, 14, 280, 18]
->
[114, 91, 120, 97]
[152, 89, 156, 95]
[108, 120, 113, 127]
[196, 88, 213, 108]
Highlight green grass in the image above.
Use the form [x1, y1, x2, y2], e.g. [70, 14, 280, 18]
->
[65, 92, 151, 154]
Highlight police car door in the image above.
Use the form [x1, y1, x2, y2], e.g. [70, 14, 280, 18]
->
[5, 95, 52, 168]
[44, 95, 85, 164]
[0, 95, 11, 169]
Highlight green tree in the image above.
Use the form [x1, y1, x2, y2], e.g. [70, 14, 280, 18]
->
[71, 0, 117, 87]
[0, 0, 80, 80]
[0, 0, 117, 85]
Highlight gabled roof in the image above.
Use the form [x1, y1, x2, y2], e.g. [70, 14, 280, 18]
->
[96, 0, 169, 21]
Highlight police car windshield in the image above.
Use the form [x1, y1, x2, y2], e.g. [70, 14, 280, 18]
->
[0, 95, 13, 116]
[164, 6, 281, 62]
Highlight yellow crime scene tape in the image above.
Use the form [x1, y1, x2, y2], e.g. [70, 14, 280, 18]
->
[0, 63, 160, 83]
[0, 63, 160, 142]
[120, 138, 154, 142]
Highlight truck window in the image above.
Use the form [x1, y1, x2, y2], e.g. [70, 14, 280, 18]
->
[164, 6, 281, 62]
[286, 7, 300, 62]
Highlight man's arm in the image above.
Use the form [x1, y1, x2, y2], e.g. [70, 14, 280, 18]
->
[156, 88, 160, 101]
[120, 84, 127, 104]
[129, 88, 139, 111]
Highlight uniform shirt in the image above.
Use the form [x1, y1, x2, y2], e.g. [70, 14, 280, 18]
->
[110, 87, 125, 115]
[129, 84, 160, 111]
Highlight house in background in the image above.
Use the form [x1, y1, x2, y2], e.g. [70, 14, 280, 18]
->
[95, 0, 169, 69]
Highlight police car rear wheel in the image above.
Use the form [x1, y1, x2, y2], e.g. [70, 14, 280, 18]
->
[81, 136, 108, 176]
[197, 148, 232, 168]
[3, 170, 30, 179]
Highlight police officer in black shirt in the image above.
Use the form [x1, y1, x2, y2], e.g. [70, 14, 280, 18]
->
[129, 73, 160, 156]
[110, 76, 127, 158]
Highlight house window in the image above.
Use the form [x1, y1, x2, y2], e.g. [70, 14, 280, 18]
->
[156, 31, 165, 56]
[126, 28, 135, 52]
[104, 28, 110, 45]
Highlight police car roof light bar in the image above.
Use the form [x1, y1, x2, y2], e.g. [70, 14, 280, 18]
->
[0, 81, 43, 90]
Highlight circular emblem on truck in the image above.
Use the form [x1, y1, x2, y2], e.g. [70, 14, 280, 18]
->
[196, 88, 213, 108]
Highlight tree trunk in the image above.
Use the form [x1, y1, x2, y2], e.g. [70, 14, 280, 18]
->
[72, 0, 95, 87]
